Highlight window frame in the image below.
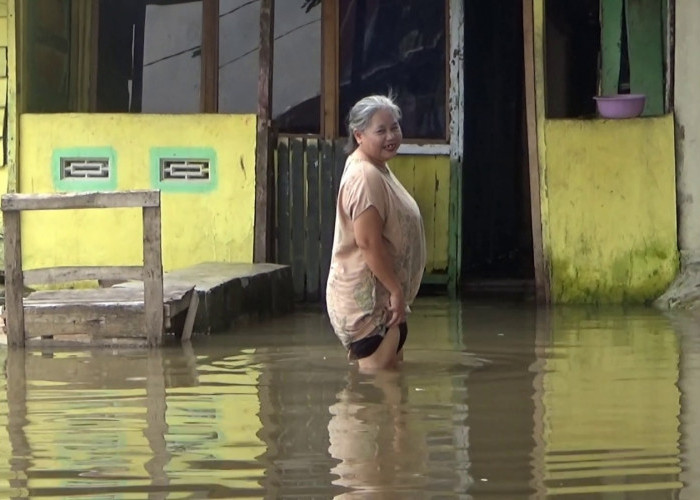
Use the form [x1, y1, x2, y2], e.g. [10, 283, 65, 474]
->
[316, 0, 451, 144]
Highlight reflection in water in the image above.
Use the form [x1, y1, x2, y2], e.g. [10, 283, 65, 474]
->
[0, 300, 696, 498]
[537, 307, 683, 498]
[670, 311, 700, 500]
[328, 367, 470, 498]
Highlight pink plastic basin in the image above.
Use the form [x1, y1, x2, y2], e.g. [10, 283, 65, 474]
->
[593, 94, 646, 119]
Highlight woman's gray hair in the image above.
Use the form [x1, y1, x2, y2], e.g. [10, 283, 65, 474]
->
[344, 94, 402, 153]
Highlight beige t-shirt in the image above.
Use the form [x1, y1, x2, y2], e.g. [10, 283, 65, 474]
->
[326, 154, 426, 347]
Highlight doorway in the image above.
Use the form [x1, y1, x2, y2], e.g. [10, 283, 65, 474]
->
[461, 0, 534, 296]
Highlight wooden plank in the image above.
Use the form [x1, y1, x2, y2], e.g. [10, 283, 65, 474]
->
[0, 48, 6, 77]
[24, 305, 147, 339]
[625, 0, 665, 115]
[164, 287, 194, 319]
[333, 138, 347, 202]
[290, 138, 306, 299]
[433, 159, 450, 272]
[7, 0, 17, 190]
[276, 137, 291, 264]
[1, 190, 160, 212]
[200, 0, 219, 113]
[0, 13, 7, 45]
[180, 291, 199, 342]
[24, 266, 143, 286]
[448, 0, 465, 297]
[663, 0, 673, 112]
[390, 156, 416, 198]
[3, 210, 24, 347]
[600, 0, 624, 95]
[523, 0, 550, 303]
[305, 139, 320, 300]
[254, 0, 275, 262]
[143, 205, 164, 346]
[413, 157, 437, 272]
[24, 285, 192, 306]
[321, 0, 339, 138]
[319, 139, 335, 299]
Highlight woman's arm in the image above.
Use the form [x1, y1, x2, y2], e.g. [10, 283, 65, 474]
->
[353, 206, 405, 327]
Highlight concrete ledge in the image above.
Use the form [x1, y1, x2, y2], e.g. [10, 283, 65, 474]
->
[161, 262, 294, 334]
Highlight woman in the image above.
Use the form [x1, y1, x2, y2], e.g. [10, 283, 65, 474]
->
[326, 94, 426, 371]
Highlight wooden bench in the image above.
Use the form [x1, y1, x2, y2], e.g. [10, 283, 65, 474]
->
[2, 190, 198, 348]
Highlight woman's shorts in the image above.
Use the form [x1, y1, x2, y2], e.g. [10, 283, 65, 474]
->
[348, 322, 408, 360]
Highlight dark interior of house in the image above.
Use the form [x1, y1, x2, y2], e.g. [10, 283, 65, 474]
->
[461, 0, 534, 294]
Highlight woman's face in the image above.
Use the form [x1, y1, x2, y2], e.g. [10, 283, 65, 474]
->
[354, 109, 403, 165]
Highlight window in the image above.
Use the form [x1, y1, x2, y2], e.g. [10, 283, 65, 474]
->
[338, 0, 447, 140]
[218, 0, 260, 114]
[21, 0, 204, 113]
[545, 0, 600, 118]
[545, 0, 667, 118]
[20, 0, 449, 135]
[271, 1, 321, 134]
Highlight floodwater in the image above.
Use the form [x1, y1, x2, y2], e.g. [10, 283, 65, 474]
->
[0, 297, 698, 499]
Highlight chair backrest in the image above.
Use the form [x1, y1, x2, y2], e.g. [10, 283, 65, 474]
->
[1, 190, 164, 347]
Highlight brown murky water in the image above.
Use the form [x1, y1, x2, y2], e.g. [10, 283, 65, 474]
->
[0, 297, 698, 499]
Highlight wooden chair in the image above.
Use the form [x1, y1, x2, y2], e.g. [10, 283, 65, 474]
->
[2, 190, 198, 348]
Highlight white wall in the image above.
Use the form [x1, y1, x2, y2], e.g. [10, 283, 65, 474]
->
[674, 1, 700, 264]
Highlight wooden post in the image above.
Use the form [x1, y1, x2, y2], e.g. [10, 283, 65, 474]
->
[201, 0, 220, 113]
[254, 0, 275, 263]
[447, 0, 464, 297]
[8, 0, 19, 192]
[523, 0, 550, 303]
[142, 203, 164, 346]
[321, 0, 339, 139]
[3, 210, 25, 347]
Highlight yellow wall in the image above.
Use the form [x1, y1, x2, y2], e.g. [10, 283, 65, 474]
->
[544, 117, 678, 303]
[19, 113, 257, 271]
[533, 0, 678, 303]
[391, 155, 450, 273]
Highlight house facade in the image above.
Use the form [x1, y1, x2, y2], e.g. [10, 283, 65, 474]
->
[0, 0, 684, 304]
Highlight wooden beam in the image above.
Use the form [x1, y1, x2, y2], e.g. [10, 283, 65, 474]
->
[254, 0, 274, 263]
[7, 0, 18, 189]
[523, 0, 550, 304]
[89, 0, 100, 111]
[23, 266, 143, 286]
[131, 1, 147, 112]
[142, 204, 164, 346]
[321, 0, 339, 139]
[180, 291, 199, 342]
[3, 209, 25, 346]
[447, 0, 464, 297]
[201, 0, 219, 112]
[1, 190, 160, 211]
[663, 0, 674, 113]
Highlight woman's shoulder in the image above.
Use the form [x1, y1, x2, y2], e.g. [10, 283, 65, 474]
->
[343, 155, 387, 182]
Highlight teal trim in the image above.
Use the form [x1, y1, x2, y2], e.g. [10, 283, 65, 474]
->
[51, 147, 117, 192]
[150, 147, 218, 193]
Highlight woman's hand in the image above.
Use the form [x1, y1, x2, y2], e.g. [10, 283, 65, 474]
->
[386, 289, 406, 328]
